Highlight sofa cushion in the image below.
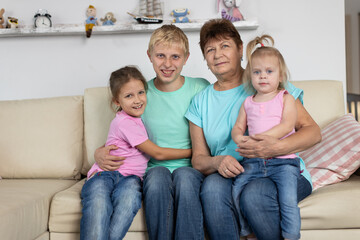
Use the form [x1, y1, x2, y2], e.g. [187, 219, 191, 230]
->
[82, 87, 115, 175]
[0, 179, 77, 240]
[0, 96, 84, 179]
[49, 179, 147, 233]
[300, 114, 360, 190]
[299, 174, 360, 230]
[291, 80, 345, 128]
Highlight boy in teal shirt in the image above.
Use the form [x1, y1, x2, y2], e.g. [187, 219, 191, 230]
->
[94, 25, 209, 240]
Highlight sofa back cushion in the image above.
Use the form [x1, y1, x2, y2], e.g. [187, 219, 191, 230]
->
[0, 96, 83, 179]
[291, 80, 345, 128]
[82, 87, 115, 175]
[81, 81, 345, 174]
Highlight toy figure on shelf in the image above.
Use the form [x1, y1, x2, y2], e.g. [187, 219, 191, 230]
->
[218, 0, 244, 22]
[0, 9, 5, 29]
[100, 12, 116, 26]
[171, 8, 190, 23]
[85, 5, 99, 38]
[6, 17, 19, 28]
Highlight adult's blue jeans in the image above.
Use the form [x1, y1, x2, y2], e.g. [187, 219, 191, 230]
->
[232, 158, 301, 240]
[201, 170, 312, 240]
[143, 166, 204, 240]
[80, 171, 142, 240]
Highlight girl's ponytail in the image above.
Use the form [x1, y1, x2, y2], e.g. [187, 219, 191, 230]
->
[246, 35, 274, 64]
[242, 35, 289, 93]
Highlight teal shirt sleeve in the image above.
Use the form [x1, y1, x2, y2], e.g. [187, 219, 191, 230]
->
[185, 89, 205, 128]
[286, 82, 304, 104]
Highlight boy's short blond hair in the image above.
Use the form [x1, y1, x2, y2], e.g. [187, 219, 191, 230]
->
[148, 24, 189, 56]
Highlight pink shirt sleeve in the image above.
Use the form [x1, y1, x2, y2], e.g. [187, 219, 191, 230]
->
[118, 117, 148, 147]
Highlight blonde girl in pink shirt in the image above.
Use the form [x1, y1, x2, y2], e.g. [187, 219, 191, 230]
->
[231, 35, 301, 240]
[80, 66, 191, 240]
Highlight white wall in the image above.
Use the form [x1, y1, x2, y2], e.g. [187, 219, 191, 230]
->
[0, 0, 346, 100]
[345, 0, 360, 94]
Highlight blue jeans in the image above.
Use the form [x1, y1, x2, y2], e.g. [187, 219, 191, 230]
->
[143, 166, 204, 240]
[233, 158, 301, 240]
[80, 171, 142, 240]
[201, 168, 312, 240]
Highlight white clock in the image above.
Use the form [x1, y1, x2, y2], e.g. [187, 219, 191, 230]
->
[34, 9, 52, 28]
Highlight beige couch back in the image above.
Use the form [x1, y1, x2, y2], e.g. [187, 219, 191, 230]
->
[0, 96, 84, 179]
[81, 80, 346, 174]
[291, 80, 345, 128]
[82, 87, 115, 175]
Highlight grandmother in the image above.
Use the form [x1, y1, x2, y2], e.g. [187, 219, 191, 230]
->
[185, 18, 321, 239]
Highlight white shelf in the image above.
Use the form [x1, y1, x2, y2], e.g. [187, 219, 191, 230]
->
[0, 19, 259, 38]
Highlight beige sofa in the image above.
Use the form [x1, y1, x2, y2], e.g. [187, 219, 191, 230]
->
[0, 80, 359, 240]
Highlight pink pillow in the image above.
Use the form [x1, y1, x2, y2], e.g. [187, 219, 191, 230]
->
[299, 114, 360, 190]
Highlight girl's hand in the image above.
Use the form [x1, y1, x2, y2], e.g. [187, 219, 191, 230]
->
[94, 145, 125, 171]
[217, 155, 244, 178]
[236, 134, 280, 159]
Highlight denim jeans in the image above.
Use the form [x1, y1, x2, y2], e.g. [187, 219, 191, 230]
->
[143, 166, 204, 240]
[80, 171, 142, 240]
[233, 158, 301, 240]
[201, 168, 312, 240]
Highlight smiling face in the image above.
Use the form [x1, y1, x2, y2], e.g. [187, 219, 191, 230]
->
[114, 78, 147, 118]
[147, 42, 189, 90]
[250, 55, 281, 95]
[204, 37, 243, 80]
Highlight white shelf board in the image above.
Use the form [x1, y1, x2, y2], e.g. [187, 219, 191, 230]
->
[0, 19, 259, 38]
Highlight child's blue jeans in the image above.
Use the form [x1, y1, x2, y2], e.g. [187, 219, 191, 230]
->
[80, 171, 142, 240]
[232, 157, 301, 240]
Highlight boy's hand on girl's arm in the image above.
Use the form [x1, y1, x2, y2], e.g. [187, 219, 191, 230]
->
[94, 145, 125, 171]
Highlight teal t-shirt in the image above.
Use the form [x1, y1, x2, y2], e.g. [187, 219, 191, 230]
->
[142, 76, 210, 172]
[185, 82, 313, 188]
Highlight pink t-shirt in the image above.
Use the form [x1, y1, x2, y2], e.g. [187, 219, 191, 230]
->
[244, 90, 297, 159]
[87, 110, 149, 179]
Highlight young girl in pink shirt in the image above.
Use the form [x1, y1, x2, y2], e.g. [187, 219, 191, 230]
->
[231, 35, 301, 240]
[81, 66, 191, 240]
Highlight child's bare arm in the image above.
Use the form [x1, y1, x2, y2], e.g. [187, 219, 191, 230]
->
[136, 140, 191, 160]
[231, 104, 248, 145]
[259, 93, 297, 139]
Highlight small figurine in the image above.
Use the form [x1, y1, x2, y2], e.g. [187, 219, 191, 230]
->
[6, 17, 19, 29]
[100, 12, 116, 26]
[85, 5, 99, 38]
[0, 8, 5, 29]
[218, 0, 244, 22]
[171, 8, 190, 23]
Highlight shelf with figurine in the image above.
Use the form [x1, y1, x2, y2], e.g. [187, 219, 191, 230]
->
[0, 3, 259, 38]
[0, 20, 258, 38]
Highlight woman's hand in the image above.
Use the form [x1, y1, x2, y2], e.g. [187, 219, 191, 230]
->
[94, 145, 125, 171]
[236, 134, 280, 159]
[190, 122, 244, 176]
[217, 155, 244, 178]
[236, 99, 321, 159]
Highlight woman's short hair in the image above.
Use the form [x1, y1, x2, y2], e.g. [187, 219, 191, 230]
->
[199, 18, 243, 57]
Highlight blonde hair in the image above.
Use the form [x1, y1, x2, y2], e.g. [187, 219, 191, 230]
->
[243, 35, 290, 94]
[148, 24, 189, 56]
